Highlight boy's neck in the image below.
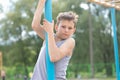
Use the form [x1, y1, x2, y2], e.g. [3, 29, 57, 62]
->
[54, 34, 66, 42]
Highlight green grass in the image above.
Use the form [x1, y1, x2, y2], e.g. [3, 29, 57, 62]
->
[68, 78, 116, 80]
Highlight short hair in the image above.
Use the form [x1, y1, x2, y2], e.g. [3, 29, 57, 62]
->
[56, 11, 79, 27]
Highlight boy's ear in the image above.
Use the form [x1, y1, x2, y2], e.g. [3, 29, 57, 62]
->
[73, 27, 76, 34]
[55, 24, 58, 32]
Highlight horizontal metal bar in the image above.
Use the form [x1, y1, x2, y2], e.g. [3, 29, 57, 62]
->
[88, 0, 120, 10]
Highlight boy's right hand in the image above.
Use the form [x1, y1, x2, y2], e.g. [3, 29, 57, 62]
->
[43, 19, 54, 34]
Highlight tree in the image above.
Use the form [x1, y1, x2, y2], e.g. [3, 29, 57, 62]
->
[0, 0, 43, 77]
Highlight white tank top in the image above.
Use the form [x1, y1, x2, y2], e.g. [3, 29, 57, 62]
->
[31, 39, 71, 80]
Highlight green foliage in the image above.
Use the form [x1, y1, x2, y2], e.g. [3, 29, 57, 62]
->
[0, 0, 43, 77]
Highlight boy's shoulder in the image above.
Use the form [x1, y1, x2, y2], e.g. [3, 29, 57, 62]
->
[65, 37, 75, 44]
[67, 37, 75, 41]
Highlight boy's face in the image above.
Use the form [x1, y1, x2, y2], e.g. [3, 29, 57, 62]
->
[55, 20, 76, 40]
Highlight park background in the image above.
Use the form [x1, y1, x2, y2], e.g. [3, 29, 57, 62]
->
[0, 0, 120, 80]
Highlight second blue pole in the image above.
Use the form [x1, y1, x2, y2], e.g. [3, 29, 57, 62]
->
[110, 8, 120, 80]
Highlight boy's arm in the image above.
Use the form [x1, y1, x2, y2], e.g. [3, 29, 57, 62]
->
[42, 19, 75, 62]
[32, 0, 46, 40]
[48, 34, 75, 62]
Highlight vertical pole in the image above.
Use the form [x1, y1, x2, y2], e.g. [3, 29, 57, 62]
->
[45, 0, 55, 80]
[0, 52, 2, 70]
[88, 3, 94, 78]
[0, 52, 2, 76]
[110, 8, 120, 80]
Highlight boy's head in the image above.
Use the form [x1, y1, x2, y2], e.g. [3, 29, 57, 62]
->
[56, 11, 79, 28]
[55, 11, 79, 39]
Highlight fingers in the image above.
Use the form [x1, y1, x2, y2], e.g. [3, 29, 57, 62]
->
[42, 19, 54, 33]
[43, 19, 54, 27]
[43, 19, 47, 23]
[43, 19, 54, 23]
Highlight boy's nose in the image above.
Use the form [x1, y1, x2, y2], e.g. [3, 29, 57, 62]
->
[65, 28, 68, 32]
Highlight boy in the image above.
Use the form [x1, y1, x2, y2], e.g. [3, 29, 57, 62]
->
[31, 0, 78, 80]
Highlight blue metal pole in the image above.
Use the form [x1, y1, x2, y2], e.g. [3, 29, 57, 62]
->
[45, 0, 55, 80]
[110, 8, 120, 80]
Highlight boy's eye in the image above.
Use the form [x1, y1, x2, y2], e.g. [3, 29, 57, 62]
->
[68, 27, 72, 30]
[62, 26, 66, 28]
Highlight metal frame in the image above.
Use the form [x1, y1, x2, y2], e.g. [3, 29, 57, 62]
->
[0, 52, 2, 76]
[88, 0, 120, 10]
[110, 8, 120, 80]
[88, 0, 120, 80]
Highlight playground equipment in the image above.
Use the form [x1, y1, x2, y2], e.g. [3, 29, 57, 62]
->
[88, 0, 120, 10]
[0, 52, 2, 77]
[88, 0, 120, 80]
[45, 0, 55, 80]
[0, 52, 2, 71]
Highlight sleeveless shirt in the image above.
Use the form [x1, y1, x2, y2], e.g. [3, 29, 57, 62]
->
[31, 39, 71, 80]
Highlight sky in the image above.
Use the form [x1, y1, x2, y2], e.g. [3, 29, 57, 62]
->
[0, 0, 11, 43]
[0, 0, 10, 9]
[0, 0, 10, 20]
